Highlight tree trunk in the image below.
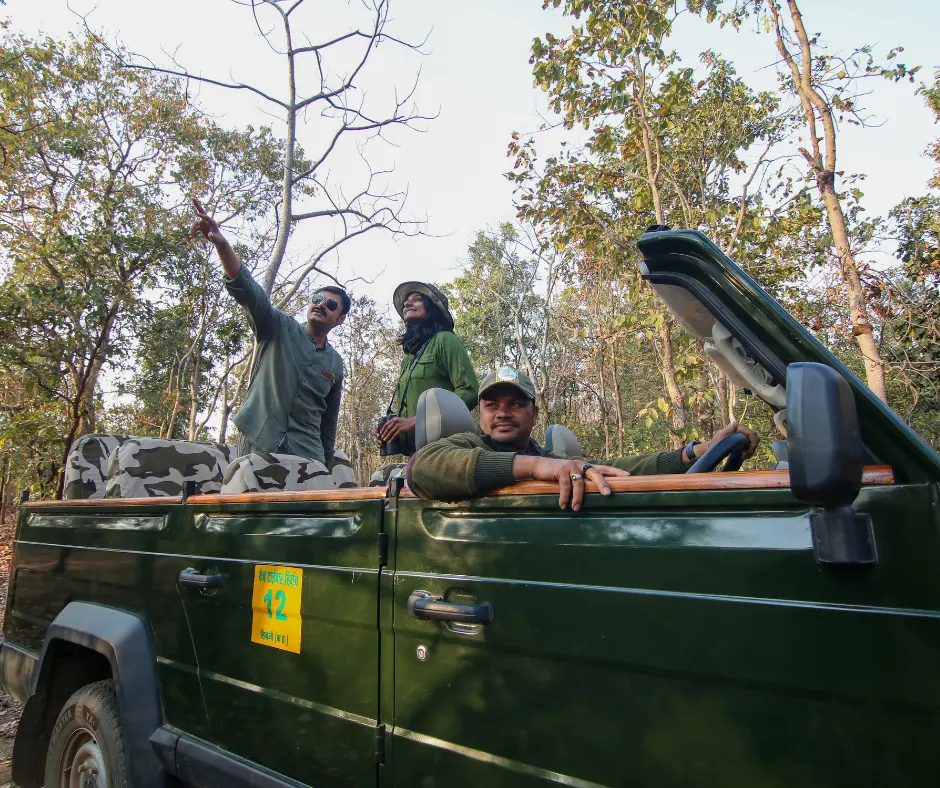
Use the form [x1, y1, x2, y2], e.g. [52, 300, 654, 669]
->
[770, 0, 888, 403]
[0, 455, 8, 524]
[634, 65, 665, 225]
[187, 351, 203, 441]
[820, 187, 888, 402]
[596, 345, 611, 457]
[262, 17, 298, 295]
[658, 318, 686, 449]
[220, 354, 230, 444]
[610, 340, 625, 456]
[717, 370, 730, 425]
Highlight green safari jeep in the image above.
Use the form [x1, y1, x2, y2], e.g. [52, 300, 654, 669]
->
[1, 230, 938, 788]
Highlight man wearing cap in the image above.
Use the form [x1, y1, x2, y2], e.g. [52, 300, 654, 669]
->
[190, 198, 348, 465]
[376, 281, 478, 457]
[407, 366, 760, 509]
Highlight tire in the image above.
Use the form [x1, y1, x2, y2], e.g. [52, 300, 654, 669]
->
[43, 679, 128, 788]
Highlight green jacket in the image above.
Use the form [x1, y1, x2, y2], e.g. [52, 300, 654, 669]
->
[407, 431, 686, 501]
[226, 266, 343, 465]
[392, 331, 478, 456]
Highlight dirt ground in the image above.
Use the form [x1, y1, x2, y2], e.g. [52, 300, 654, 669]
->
[0, 514, 23, 783]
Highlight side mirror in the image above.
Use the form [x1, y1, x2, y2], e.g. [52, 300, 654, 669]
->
[786, 363, 876, 565]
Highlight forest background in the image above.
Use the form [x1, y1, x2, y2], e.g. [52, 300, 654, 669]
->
[0, 0, 938, 506]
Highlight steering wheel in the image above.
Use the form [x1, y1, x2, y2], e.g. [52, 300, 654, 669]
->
[686, 432, 751, 473]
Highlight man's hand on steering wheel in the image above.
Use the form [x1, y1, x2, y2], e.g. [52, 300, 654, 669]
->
[684, 420, 760, 468]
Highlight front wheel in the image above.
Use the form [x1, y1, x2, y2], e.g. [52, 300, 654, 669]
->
[44, 679, 128, 788]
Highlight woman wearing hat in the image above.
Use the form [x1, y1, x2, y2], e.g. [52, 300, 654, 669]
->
[376, 281, 479, 456]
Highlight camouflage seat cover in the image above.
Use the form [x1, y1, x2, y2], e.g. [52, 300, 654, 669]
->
[369, 463, 407, 487]
[105, 438, 231, 498]
[330, 450, 357, 488]
[220, 452, 335, 494]
[64, 433, 128, 499]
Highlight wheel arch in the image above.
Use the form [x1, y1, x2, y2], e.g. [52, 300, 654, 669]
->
[12, 601, 167, 788]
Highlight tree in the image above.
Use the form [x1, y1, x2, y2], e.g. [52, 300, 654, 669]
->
[0, 33, 207, 493]
[711, 0, 920, 403]
[331, 295, 399, 484]
[123, 123, 287, 442]
[106, 0, 430, 299]
[448, 223, 562, 431]
[514, 2, 793, 448]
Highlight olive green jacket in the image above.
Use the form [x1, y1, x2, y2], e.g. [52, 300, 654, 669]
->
[392, 331, 478, 456]
[407, 431, 686, 501]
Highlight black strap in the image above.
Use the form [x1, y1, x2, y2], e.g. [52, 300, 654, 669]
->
[387, 340, 430, 416]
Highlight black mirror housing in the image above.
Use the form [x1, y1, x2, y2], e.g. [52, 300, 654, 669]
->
[787, 363, 875, 565]
[786, 362, 864, 507]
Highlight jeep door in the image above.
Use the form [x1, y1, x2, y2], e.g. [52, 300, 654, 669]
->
[177, 489, 386, 787]
[389, 470, 940, 788]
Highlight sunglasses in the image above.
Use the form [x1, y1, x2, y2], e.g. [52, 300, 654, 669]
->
[311, 294, 340, 312]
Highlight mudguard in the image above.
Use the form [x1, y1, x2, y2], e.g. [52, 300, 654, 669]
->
[11, 601, 167, 788]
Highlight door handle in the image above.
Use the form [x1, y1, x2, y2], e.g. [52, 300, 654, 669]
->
[407, 590, 493, 624]
[179, 568, 224, 590]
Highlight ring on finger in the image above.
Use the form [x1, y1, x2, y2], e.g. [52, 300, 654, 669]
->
[570, 473, 583, 481]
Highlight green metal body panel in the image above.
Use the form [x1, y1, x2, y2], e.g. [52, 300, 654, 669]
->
[389, 484, 940, 787]
[179, 498, 384, 786]
[8, 503, 210, 738]
[4, 230, 939, 787]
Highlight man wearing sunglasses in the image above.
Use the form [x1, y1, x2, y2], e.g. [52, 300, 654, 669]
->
[190, 198, 349, 466]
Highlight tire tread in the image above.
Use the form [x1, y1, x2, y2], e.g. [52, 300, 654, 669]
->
[44, 678, 128, 788]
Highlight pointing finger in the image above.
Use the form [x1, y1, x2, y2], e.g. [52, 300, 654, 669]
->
[192, 197, 208, 218]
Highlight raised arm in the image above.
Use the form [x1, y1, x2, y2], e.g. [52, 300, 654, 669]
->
[190, 197, 241, 279]
[190, 197, 278, 340]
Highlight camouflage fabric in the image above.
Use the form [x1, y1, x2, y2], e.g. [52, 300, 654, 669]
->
[220, 452, 335, 494]
[105, 438, 231, 498]
[215, 442, 236, 465]
[330, 450, 357, 488]
[64, 433, 128, 499]
[369, 463, 407, 487]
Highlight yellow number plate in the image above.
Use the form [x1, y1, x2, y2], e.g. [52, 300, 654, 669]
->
[251, 565, 303, 653]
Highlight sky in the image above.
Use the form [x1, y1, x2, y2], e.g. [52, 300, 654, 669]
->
[6, 0, 940, 324]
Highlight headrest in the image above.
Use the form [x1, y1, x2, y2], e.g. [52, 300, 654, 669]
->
[544, 424, 582, 458]
[415, 388, 476, 450]
[64, 433, 129, 499]
[330, 450, 357, 488]
[105, 438, 230, 498]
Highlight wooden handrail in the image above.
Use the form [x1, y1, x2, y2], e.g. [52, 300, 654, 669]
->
[23, 467, 895, 507]
[190, 487, 387, 505]
[399, 466, 895, 499]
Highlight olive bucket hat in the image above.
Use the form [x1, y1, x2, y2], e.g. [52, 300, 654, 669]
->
[393, 281, 455, 330]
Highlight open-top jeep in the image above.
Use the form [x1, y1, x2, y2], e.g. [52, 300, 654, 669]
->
[1, 230, 938, 788]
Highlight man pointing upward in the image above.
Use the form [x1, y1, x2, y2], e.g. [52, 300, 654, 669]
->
[190, 198, 349, 465]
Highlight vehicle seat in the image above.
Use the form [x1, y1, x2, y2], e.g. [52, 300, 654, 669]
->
[369, 463, 407, 487]
[771, 439, 789, 470]
[105, 438, 231, 498]
[220, 452, 336, 494]
[415, 388, 476, 450]
[64, 433, 128, 499]
[544, 424, 582, 458]
[330, 450, 357, 488]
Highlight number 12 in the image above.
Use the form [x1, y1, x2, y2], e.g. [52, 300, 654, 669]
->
[263, 589, 288, 621]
